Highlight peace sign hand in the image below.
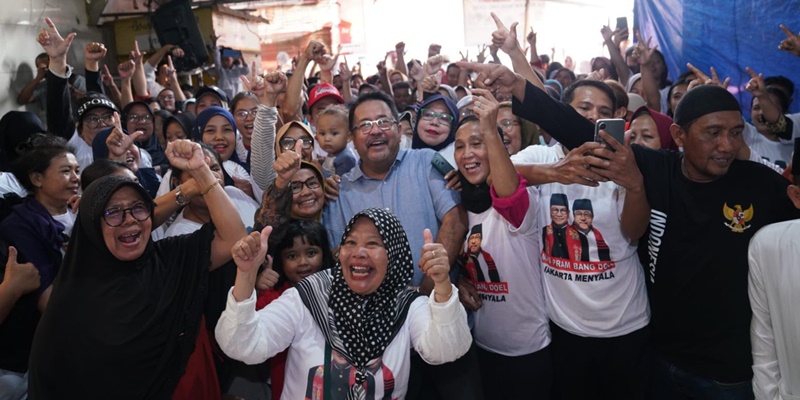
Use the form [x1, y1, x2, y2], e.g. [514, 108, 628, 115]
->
[779, 24, 800, 57]
[686, 63, 731, 90]
[745, 67, 766, 97]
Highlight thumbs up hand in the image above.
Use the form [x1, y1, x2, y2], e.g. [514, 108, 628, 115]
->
[256, 255, 279, 291]
[420, 229, 452, 302]
[3, 246, 41, 297]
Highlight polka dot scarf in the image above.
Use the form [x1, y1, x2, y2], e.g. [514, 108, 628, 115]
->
[296, 208, 419, 400]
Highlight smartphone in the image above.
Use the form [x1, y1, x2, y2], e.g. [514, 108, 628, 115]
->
[431, 152, 455, 176]
[616, 17, 628, 31]
[221, 48, 242, 59]
[594, 119, 626, 151]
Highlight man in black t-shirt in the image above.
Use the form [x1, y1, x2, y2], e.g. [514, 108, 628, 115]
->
[460, 62, 798, 399]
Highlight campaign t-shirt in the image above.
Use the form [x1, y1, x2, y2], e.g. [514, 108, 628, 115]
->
[512, 145, 650, 338]
[462, 184, 550, 356]
[743, 122, 793, 171]
[633, 146, 800, 383]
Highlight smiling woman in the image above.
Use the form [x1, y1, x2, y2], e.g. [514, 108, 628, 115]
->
[217, 208, 471, 400]
[27, 139, 247, 399]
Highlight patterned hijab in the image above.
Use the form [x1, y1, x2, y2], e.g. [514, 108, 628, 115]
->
[296, 208, 420, 400]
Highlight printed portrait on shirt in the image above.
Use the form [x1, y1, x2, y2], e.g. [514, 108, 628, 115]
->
[542, 195, 611, 262]
[459, 224, 501, 283]
[542, 193, 572, 259]
[570, 199, 611, 261]
[305, 350, 397, 400]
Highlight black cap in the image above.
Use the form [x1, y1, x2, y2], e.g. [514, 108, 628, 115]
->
[469, 224, 482, 236]
[76, 93, 117, 120]
[673, 85, 740, 127]
[573, 199, 593, 213]
[550, 193, 568, 207]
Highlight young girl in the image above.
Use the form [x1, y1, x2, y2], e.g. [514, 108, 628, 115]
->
[255, 219, 334, 400]
[315, 105, 356, 177]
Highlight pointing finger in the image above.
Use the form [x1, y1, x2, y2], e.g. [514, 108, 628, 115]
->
[490, 12, 506, 30]
[745, 66, 758, 79]
[780, 24, 796, 39]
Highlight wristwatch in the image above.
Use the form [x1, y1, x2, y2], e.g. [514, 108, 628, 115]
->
[175, 185, 190, 206]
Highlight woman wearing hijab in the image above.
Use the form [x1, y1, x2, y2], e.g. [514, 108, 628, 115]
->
[413, 94, 459, 167]
[28, 139, 247, 399]
[628, 106, 677, 151]
[216, 208, 471, 400]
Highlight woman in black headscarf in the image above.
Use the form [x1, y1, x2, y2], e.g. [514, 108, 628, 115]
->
[216, 208, 471, 400]
[27, 139, 247, 399]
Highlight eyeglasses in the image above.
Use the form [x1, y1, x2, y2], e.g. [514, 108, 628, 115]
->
[102, 203, 151, 227]
[551, 208, 568, 215]
[498, 119, 520, 131]
[352, 118, 396, 135]
[290, 177, 321, 194]
[84, 114, 115, 129]
[234, 109, 258, 119]
[128, 114, 152, 124]
[420, 109, 454, 126]
[279, 137, 314, 150]
[574, 211, 593, 218]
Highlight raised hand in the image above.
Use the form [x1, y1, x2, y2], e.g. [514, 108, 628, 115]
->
[745, 66, 766, 97]
[255, 256, 278, 291]
[303, 40, 326, 63]
[779, 24, 800, 57]
[3, 246, 40, 296]
[117, 59, 136, 80]
[101, 65, 115, 87]
[210, 33, 221, 47]
[428, 43, 442, 58]
[273, 140, 303, 187]
[527, 27, 537, 47]
[85, 42, 107, 62]
[409, 60, 425, 82]
[601, 25, 614, 43]
[633, 30, 658, 66]
[489, 43, 500, 58]
[459, 50, 469, 62]
[395, 41, 406, 55]
[424, 55, 449, 76]
[232, 226, 273, 274]
[170, 46, 184, 58]
[549, 141, 609, 186]
[130, 40, 144, 64]
[37, 17, 75, 61]
[471, 88, 500, 136]
[106, 111, 144, 161]
[166, 139, 207, 171]
[240, 68, 266, 98]
[319, 54, 337, 73]
[586, 68, 605, 81]
[421, 229, 451, 302]
[476, 44, 488, 64]
[165, 55, 178, 78]
[264, 70, 288, 94]
[456, 62, 519, 96]
[339, 58, 352, 81]
[613, 27, 629, 46]
[686, 63, 731, 90]
[420, 74, 439, 93]
[490, 12, 520, 54]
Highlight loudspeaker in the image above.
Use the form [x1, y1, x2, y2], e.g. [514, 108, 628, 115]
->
[151, 0, 208, 71]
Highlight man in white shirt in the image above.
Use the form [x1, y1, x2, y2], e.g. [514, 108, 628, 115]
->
[748, 138, 800, 400]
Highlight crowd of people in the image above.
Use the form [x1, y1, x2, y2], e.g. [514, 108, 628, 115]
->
[1, 10, 800, 400]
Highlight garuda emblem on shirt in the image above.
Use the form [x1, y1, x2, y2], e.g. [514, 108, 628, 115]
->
[722, 203, 754, 233]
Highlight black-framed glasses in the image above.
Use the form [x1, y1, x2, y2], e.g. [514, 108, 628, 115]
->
[127, 114, 152, 124]
[420, 108, 454, 126]
[279, 137, 314, 151]
[234, 109, 259, 119]
[102, 203, 151, 227]
[84, 114, 115, 129]
[290, 177, 321, 194]
[498, 119, 520, 131]
[352, 118, 396, 135]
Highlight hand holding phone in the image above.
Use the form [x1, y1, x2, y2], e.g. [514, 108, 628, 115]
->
[594, 119, 626, 152]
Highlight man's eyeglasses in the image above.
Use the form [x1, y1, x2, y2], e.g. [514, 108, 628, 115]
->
[498, 119, 520, 131]
[102, 204, 151, 227]
[279, 137, 314, 151]
[84, 114, 114, 129]
[290, 177, 321, 194]
[351, 118, 395, 135]
[128, 114, 153, 124]
[234, 109, 259, 119]
[420, 109, 454, 126]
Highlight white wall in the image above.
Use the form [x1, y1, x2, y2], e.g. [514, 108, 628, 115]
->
[0, 0, 102, 118]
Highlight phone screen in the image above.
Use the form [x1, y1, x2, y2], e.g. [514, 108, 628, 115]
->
[616, 17, 628, 31]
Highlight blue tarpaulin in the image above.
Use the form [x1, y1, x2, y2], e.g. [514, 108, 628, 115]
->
[634, 0, 800, 115]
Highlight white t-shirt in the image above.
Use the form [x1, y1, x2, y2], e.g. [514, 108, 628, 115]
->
[164, 186, 259, 238]
[68, 130, 94, 173]
[215, 283, 471, 400]
[0, 173, 28, 197]
[744, 122, 793, 171]
[465, 186, 550, 356]
[511, 145, 650, 338]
